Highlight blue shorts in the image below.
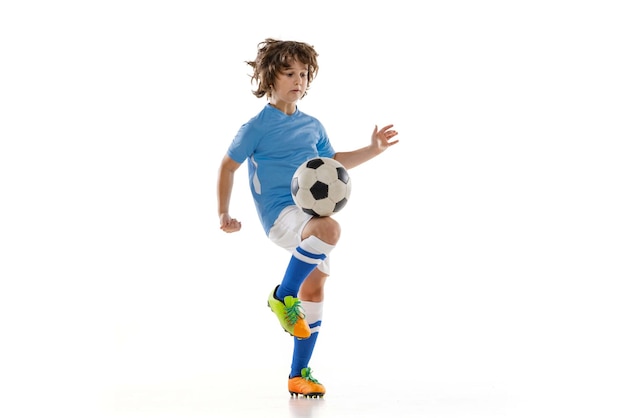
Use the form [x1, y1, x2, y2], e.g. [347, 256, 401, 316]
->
[268, 205, 331, 275]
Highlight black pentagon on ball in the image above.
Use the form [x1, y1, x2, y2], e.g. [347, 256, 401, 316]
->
[336, 166, 349, 184]
[310, 181, 329, 200]
[306, 158, 325, 170]
[291, 176, 300, 196]
[302, 208, 318, 216]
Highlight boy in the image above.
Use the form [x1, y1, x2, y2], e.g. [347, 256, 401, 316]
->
[217, 38, 399, 397]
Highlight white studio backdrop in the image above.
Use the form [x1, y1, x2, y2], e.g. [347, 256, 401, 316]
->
[1, 1, 625, 416]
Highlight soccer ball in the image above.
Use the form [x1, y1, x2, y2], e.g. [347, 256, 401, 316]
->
[291, 157, 352, 217]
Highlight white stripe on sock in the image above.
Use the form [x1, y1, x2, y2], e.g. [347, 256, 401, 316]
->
[301, 236, 335, 256]
[301, 301, 323, 333]
[293, 250, 323, 265]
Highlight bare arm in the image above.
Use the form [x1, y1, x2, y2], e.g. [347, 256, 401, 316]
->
[333, 124, 399, 169]
[217, 155, 242, 233]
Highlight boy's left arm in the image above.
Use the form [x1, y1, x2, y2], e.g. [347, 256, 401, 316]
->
[334, 124, 399, 169]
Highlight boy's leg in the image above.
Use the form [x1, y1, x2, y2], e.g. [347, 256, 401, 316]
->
[291, 270, 326, 376]
[267, 211, 339, 339]
[268, 236, 334, 339]
[289, 270, 328, 397]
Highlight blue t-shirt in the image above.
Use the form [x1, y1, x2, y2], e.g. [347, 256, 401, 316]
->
[227, 104, 335, 235]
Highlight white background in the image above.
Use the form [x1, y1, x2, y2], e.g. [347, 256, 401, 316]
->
[1, 1, 625, 416]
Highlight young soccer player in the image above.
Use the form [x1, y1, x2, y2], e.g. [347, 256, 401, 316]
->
[217, 38, 399, 397]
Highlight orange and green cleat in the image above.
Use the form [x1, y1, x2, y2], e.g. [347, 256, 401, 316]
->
[288, 367, 325, 398]
[267, 286, 311, 339]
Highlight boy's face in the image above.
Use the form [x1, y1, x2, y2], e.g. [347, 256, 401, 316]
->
[270, 60, 309, 105]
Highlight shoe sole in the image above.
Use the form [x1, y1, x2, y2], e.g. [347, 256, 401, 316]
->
[290, 392, 324, 398]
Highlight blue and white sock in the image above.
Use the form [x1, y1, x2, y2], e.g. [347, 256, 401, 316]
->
[275, 236, 334, 301]
[291, 301, 323, 378]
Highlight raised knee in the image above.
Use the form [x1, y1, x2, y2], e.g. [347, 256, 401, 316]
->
[304, 216, 341, 245]
[319, 217, 341, 244]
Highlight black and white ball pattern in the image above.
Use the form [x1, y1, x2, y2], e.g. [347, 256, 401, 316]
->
[291, 157, 351, 217]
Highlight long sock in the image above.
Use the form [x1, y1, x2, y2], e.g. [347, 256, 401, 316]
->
[291, 301, 323, 378]
[276, 236, 334, 301]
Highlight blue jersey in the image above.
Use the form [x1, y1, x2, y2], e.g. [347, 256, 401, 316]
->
[227, 104, 335, 235]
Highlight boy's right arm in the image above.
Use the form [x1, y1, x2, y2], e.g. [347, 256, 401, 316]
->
[217, 155, 242, 233]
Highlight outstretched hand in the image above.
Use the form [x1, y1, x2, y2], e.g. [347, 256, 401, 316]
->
[371, 124, 399, 152]
[220, 213, 242, 233]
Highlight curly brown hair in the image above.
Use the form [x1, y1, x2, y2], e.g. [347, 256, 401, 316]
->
[246, 38, 319, 99]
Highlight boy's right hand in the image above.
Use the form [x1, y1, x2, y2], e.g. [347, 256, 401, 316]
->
[220, 213, 242, 233]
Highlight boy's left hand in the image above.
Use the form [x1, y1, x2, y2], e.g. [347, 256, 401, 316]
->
[372, 124, 399, 152]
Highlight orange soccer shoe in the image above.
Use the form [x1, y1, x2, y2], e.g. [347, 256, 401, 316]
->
[288, 368, 325, 398]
